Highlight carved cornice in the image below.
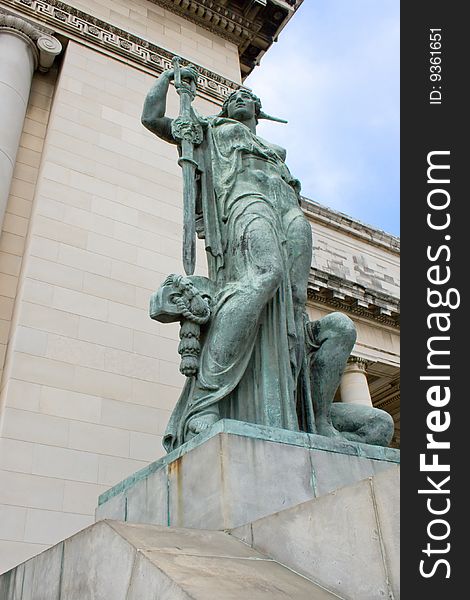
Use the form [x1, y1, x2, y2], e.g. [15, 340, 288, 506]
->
[150, 0, 258, 44]
[308, 267, 400, 329]
[0, 8, 62, 70]
[301, 197, 400, 255]
[148, 1, 303, 79]
[375, 392, 400, 410]
[1, 0, 240, 102]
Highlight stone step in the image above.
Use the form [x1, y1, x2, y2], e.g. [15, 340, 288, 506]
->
[0, 520, 345, 599]
[231, 465, 400, 600]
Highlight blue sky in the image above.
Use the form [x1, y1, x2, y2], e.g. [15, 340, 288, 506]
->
[245, 0, 400, 236]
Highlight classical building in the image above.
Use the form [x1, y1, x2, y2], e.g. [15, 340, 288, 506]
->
[0, 0, 399, 574]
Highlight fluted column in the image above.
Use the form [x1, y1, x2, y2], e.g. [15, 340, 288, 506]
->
[0, 13, 61, 229]
[339, 357, 373, 406]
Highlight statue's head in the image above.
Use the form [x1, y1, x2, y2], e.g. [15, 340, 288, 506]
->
[220, 89, 262, 124]
[219, 89, 287, 126]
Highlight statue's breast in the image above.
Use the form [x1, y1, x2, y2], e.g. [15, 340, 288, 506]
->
[211, 121, 296, 202]
[213, 121, 252, 154]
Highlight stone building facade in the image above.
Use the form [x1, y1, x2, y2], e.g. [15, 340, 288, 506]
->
[0, 0, 399, 574]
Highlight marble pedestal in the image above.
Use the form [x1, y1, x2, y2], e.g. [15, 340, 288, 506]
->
[96, 419, 399, 530]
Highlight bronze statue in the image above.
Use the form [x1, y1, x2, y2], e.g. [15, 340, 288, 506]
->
[142, 60, 393, 452]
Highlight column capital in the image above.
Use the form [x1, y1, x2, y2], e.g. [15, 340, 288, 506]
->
[0, 12, 61, 71]
[344, 356, 370, 373]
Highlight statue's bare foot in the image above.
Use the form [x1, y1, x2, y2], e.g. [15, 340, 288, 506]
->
[315, 419, 342, 439]
[187, 412, 219, 436]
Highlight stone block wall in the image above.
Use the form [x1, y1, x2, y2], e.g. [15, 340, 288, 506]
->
[66, 0, 242, 81]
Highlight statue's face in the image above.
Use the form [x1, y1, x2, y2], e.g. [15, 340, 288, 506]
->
[226, 90, 257, 122]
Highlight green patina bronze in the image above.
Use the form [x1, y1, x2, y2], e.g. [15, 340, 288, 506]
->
[142, 62, 394, 452]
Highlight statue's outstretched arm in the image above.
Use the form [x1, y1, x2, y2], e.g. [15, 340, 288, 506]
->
[141, 65, 198, 144]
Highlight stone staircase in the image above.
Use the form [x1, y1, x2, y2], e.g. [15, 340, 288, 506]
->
[231, 466, 399, 599]
[0, 520, 343, 599]
[0, 424, 399, 599]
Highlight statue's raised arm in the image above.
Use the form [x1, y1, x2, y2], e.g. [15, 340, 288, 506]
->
[142, 60, 202, 275]
[141, 63, 199, 144]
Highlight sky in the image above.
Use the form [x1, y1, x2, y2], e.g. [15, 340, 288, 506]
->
[245, 0, 400, 237]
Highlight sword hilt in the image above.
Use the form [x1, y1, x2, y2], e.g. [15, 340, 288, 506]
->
[172, 56, 182, 87]
[172, 56, 197, 101]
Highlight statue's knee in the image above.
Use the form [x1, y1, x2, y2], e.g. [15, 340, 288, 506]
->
[341, 314, 356, 348]
[370, 410, 395, 446]
[332, 312, 356, 337]
[321, 312, 357, 346]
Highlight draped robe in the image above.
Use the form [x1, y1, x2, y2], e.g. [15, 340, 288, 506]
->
[163, 116, 314, 451]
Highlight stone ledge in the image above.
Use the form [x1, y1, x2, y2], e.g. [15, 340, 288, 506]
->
[302, 197, 400, 254]
[98, 419, 400, 507]
[96, 419, 400, 532]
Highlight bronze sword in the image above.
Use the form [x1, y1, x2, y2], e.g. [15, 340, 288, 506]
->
[171, 56, 203, 276]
